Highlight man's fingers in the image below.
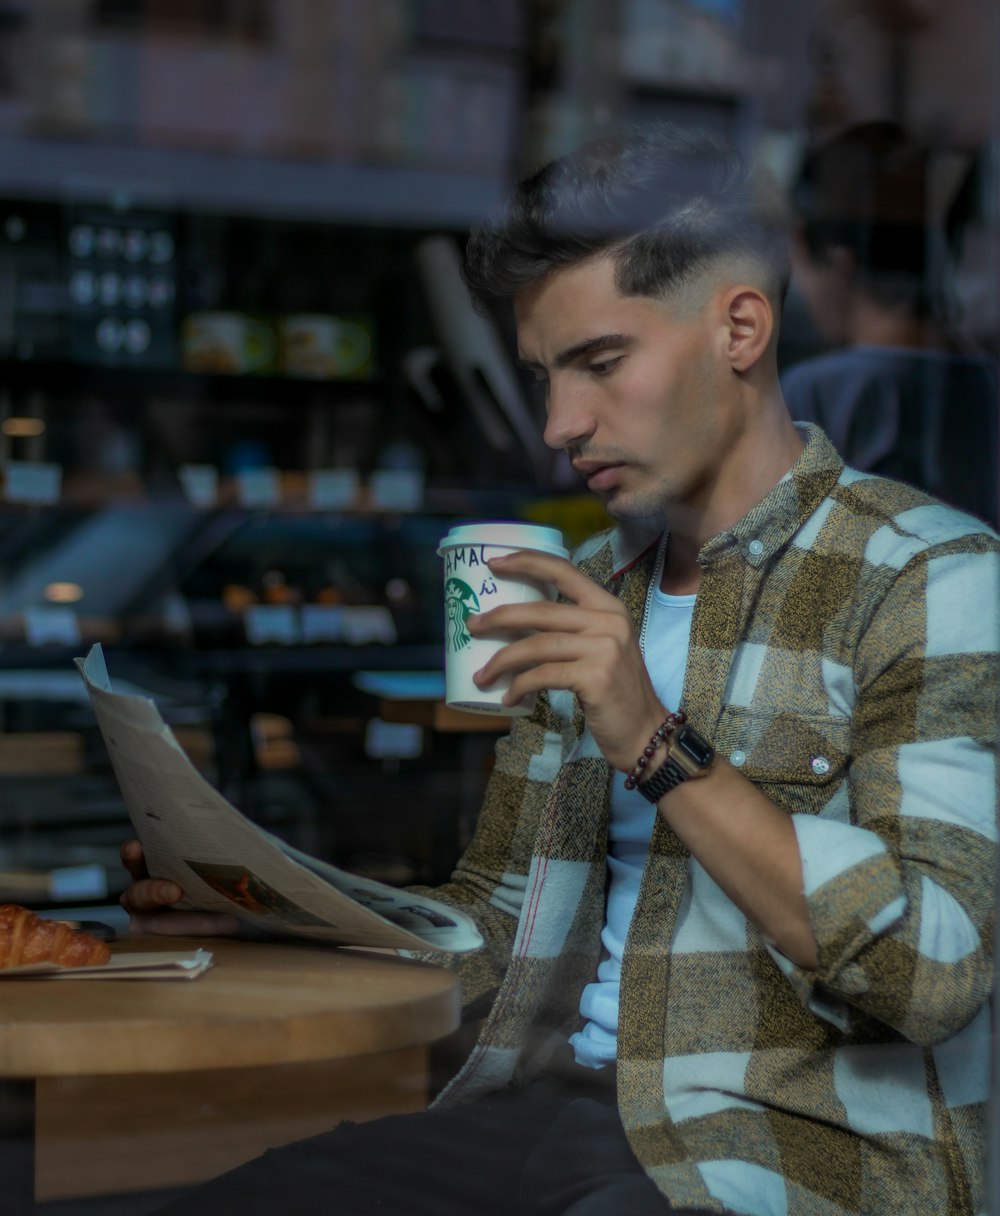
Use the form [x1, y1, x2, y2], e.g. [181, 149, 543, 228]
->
[120, 838, 149, 880]
[497, 661, 583, 707]
[488, 551, 611, 607]
[118, 839, 239, 938]
[474, 631, 588, 686]
[128, 910, 242, 938]
[470, 601, 599, 637]
[120, 877, 184, 913]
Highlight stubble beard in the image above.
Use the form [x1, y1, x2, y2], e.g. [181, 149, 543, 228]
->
[601, 471, 674, 523]
[573, 447, 669, 522]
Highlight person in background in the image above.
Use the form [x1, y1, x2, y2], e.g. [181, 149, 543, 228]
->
[782, 120, 998, 525]
[122, 123, 998, 1216]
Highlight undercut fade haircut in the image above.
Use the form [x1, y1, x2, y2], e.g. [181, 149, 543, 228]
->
[463, 123, 791, 312]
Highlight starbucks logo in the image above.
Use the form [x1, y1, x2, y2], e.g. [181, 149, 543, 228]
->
[444, 577, 480, 653]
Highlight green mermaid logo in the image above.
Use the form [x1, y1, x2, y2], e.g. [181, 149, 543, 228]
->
[444, 577, 480, 653]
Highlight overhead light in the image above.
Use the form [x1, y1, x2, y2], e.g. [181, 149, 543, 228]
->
[44, 583, 84, 603]
[2, 417, 45, 437]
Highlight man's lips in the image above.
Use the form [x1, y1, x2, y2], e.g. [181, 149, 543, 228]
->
[573, 459, 625, 492]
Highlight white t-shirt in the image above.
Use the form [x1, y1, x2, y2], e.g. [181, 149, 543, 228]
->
[569, 576, 695, 1069]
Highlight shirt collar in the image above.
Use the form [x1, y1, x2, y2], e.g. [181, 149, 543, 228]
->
[699, 423, 843, 568]
[583, 423, 844, 581]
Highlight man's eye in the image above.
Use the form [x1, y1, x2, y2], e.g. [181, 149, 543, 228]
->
[590, 357, 622, 375]
[525, 375, 549, 403]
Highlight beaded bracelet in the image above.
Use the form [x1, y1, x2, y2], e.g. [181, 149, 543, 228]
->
[623, 710, 687, 790]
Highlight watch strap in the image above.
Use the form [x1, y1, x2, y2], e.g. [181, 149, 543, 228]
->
[634, 724, 715, 804]
[635, 756, 688, 804]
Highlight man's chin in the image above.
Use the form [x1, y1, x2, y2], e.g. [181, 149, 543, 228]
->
[604, 492, 666, 523]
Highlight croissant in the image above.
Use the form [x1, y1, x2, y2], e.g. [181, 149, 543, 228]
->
[0, 903, 112, 968]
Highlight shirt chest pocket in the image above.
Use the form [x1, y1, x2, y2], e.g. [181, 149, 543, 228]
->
[714, 707, 851, 816]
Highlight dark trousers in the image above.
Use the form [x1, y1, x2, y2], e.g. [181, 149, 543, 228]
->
[152, 1070, 716, 1215]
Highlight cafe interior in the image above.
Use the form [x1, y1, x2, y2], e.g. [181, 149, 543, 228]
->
[0, 1, 997, 1212]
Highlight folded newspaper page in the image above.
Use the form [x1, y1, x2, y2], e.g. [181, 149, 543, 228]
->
[76, 645, 482, 953]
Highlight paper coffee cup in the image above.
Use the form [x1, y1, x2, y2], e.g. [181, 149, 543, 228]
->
[437, 522, 569, 716]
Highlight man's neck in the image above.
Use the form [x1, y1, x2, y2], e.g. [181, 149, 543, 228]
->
[659, 405, 805, 596]
[848, 295, 948, 350]
[660, 534, 703, 596]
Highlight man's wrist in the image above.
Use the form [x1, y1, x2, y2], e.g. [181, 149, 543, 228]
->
[623, 711, 685, 790]
[635, 723, 716, 804]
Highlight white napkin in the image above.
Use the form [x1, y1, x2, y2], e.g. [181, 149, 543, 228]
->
[0, 948, 214, 980]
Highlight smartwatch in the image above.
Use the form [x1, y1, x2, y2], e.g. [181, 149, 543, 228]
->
[636, 724, 715, 804]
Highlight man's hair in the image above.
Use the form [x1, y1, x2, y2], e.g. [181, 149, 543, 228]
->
[791, 121, 935, 316]
[463, 123, 791, 312]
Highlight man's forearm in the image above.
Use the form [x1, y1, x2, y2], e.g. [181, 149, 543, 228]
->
[648, 757, 818, 970]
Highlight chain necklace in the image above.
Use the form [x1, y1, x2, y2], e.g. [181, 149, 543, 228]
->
[638, 531, 669, 659]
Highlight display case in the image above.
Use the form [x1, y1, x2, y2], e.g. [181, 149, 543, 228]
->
[0, 194, 561, 900]
[0, 0, 548, 909]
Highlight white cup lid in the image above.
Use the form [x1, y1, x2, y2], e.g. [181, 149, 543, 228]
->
[437, 522, 568, 559]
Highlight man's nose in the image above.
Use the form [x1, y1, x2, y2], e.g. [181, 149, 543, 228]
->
[542, 379, 596, 451]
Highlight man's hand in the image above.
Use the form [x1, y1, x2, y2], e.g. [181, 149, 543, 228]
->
[469, 550, 667, 772]
[119, 839, 242, 937]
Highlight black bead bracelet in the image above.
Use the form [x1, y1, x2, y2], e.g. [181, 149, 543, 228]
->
[623, 710, 686, 790]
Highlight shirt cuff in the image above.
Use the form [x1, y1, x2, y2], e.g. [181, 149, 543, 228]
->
[768, 815, 909, 1027]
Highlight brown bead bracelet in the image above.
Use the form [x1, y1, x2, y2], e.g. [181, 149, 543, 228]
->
[623, 710, 687, 790]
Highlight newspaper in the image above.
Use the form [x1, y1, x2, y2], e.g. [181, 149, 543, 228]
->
[76, 645, 482, 953]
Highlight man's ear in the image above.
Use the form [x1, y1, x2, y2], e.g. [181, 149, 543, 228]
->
[721, 286, 774, 373]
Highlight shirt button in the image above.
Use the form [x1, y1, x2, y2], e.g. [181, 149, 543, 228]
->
[810, 755, 831, 775]
[748, 539, 764, 557]
[730, 749, 747, 767]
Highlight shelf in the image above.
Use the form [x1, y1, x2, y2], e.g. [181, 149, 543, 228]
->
[0, 358, 384, 401]
[0, 642, 445, 678]
[0, 134, 509, 228]
[183, 644, 444, 677]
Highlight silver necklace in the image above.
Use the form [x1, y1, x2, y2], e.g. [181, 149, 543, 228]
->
[638, 531, 669, 658]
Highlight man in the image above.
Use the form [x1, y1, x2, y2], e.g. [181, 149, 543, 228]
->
[124, 124, 998, 1215]
[782, 120, 998, 526]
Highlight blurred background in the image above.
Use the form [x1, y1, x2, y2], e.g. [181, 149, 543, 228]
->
[0, 0, 996, 915]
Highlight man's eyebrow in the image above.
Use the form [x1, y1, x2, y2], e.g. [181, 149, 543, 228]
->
[517, 334, 632, 372]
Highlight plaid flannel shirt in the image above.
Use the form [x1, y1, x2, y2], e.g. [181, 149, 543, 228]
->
[415, 426, 999, 1215]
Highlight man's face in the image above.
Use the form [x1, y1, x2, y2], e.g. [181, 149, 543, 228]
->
[514, 256, 738, 520]
[790, 230, 851, 345]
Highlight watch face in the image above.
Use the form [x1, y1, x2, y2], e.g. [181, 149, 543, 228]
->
[676, 725, 715, 768]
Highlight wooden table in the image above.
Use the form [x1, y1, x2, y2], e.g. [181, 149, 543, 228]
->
[0, 936, 460, 1211]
